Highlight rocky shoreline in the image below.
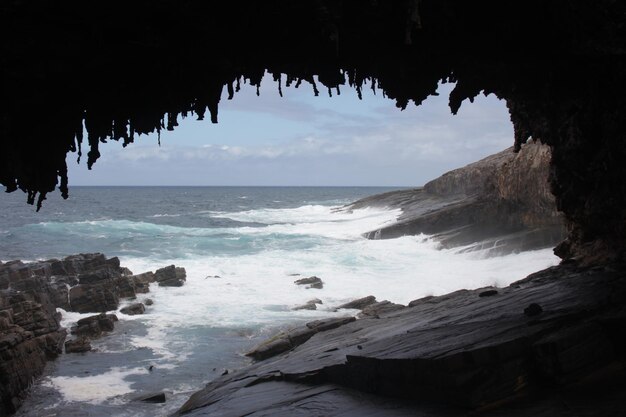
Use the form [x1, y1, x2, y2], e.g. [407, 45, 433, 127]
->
[174, 261, 626, 416]
[0, 253, 186, 416]
[346, 141, 566, 256]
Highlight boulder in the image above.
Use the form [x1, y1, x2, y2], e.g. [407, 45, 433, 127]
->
[155, 265, 186, 287]
[133, 392, 166, 403]
[334, 296, 377, 311]
[144, 298, 154, 306]
[120, 303, 145, 316]
[65, 337, 91, 353]
[294, 276, 323, 289]
[71, 313, 117, 337]
[69, 284, 119, 313]
[131, 272, 156, 293]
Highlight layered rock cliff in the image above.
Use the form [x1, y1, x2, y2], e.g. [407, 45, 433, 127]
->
[0, 254, 185, 416]
[350, 141, 565, 255]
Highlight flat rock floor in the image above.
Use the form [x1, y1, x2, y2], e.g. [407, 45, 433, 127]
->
[174, 262, 626, 416]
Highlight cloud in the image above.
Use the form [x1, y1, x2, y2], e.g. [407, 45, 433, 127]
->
[68, 80, 514, 186]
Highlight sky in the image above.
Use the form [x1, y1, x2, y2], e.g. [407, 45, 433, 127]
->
[68, 77, 514, 187]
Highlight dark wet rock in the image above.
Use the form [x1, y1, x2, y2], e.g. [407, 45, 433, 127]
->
[293, 299, 322, 311]
[407, 295, 436, 307]
[479, 289, 499, 297]
[144, 298, 154, 306]
[294, 276, 323, 289]
[120, 266, 133, 276]
[71, 313, 117, 338]
[357, 301, 405, 318]
[64, 337, 91, 353]
[120, 303, 145, 316]
[524, 303, 543, 317]
[133, 391, 166, 403]
[155, 265, 186, 287]
[335, 295, 377, 311]
[246, 316, 356, 362]
[69, 284, 119, 313]
[131, 271, 156, 293]
[175, 263, 626, 416]
[352, 143, 566, 257]
[0, 288, 65, 416]
[0, 253, 176, 415]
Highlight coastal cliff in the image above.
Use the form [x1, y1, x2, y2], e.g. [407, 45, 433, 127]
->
[350, 141, 565, 255]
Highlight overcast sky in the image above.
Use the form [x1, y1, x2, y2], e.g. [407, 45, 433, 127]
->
[68, 78, 513, 187]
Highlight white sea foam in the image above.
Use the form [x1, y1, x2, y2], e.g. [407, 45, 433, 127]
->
[43, 367, 148, 404]
[108, 204, 558, 368]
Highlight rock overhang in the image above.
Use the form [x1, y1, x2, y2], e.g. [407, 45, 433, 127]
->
[1, 0, 625, 261]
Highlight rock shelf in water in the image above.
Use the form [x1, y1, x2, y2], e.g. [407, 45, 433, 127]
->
[175, 262, 626, 416]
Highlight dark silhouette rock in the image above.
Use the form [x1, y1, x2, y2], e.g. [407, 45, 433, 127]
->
[155, 265, 186, 287]
[120, 303, 145, 316]
[524, 303, 543, 317]
[479, 289, 499, 297]
[144, 298, 154, 306]
[133, 392, 166, 403]
[294, 276, 323, 289]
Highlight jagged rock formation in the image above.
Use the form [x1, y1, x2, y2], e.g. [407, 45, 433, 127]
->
[174, 262, 626, 416]
[0, 253, 184, 416]
[1, 0, 625, 263]
[352, 141, 566, 255]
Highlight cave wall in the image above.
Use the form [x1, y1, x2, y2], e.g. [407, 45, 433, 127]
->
[1, 0, 625, 262]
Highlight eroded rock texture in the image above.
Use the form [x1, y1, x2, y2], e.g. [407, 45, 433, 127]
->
[1, 0, 625, 263]
[174, 262, 626, 416]
[353, 142, 566, 255]
[0, 253, 183, 415]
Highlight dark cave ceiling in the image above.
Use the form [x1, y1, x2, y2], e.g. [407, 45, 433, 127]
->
[1, 0, 625, 261]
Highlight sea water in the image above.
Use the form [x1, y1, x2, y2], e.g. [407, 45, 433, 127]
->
[0, 186, 559, 416]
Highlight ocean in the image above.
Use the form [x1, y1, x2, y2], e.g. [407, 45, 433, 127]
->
[0, 186, 559, 416]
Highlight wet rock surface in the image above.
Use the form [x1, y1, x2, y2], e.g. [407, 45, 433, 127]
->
[350, 143, 566, 256]
[120, 303, 146, 315]
[155, 265, 186, 287]
[245, 316, 356, 362]
[175, 262, 626, 416]
[294, 276, 324, 289]
[0, 253, 185, 416]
